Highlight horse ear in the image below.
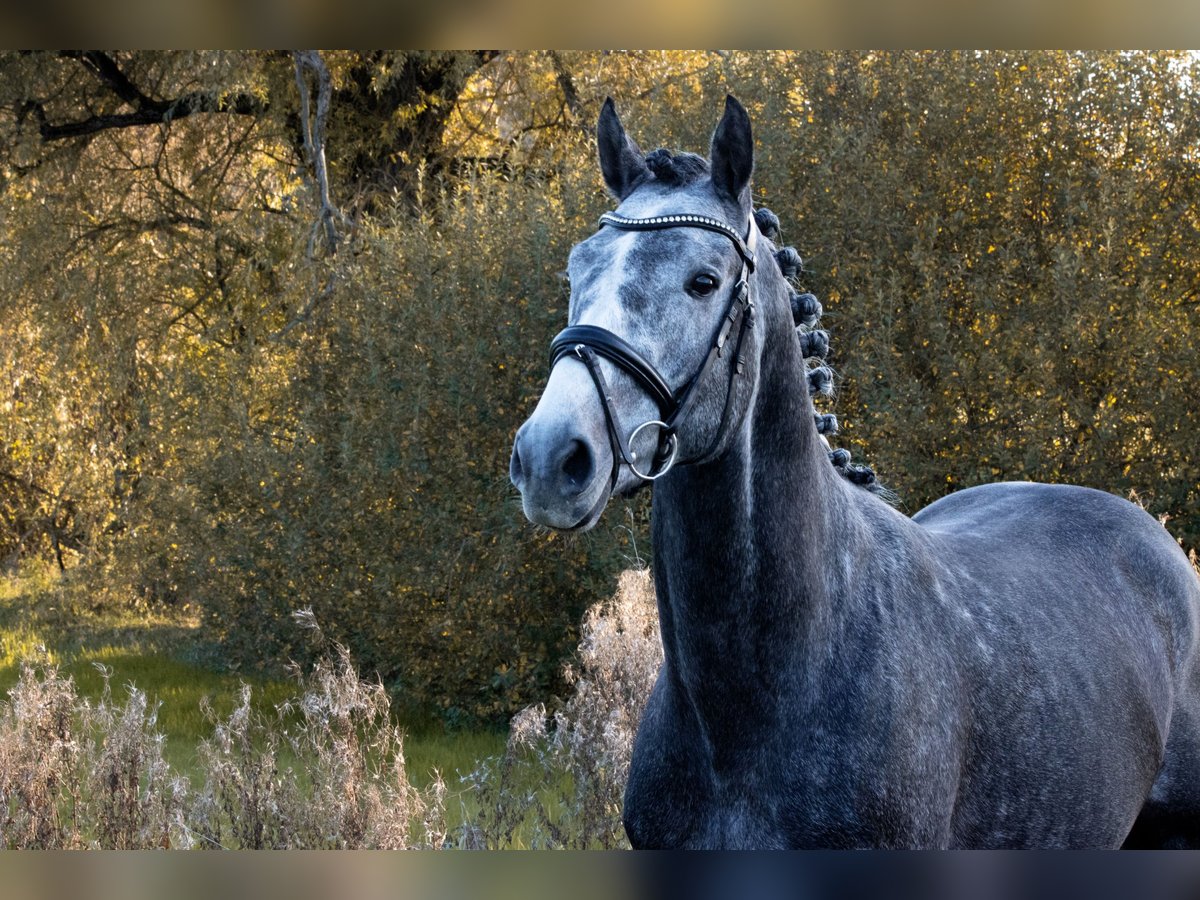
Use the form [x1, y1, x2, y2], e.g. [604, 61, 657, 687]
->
[597, 97, 647, 200]
[710, 95, 753, 207]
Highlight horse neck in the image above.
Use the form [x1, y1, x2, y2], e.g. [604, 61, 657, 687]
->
[650, 268, 873, 743]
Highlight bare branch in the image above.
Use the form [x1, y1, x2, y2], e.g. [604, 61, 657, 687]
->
[33, 51, 267, 142]
[262, 50, 350, 343]
[293, 50, 347, 257]
[549, 52, 582, 120]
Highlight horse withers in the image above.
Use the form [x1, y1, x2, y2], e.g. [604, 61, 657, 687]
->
[509, 95, 1200, 848]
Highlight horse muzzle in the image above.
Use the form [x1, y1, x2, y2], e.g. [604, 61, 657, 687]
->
[510, 413, 614, 532]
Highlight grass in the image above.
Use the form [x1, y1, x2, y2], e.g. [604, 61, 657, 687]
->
[0, 563, 504, 794]
[0, 561, 642, 848]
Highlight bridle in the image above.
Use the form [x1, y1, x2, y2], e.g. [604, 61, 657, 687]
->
[548, 210, 758, 487]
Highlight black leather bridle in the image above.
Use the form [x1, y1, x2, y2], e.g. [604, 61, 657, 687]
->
[548, 210, 758, 487]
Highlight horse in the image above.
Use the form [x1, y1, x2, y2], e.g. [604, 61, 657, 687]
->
[508, 95, 1200, 848]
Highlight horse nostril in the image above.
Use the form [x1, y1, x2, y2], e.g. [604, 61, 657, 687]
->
[509, 438, 526, 488]
[561, 439, 594, 490]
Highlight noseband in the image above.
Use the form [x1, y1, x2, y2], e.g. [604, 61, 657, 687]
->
[549, 210, 758, 486]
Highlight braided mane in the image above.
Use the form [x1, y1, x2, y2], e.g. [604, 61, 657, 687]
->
[752, 206, 888, 497]
[638, 149, 886, 496]
[644, 148, 709, 186]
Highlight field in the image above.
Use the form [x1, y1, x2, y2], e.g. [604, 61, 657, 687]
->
[0, 564, 515, 842]
[0, 562, 647, 849]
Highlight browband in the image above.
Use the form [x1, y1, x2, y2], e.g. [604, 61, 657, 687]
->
[598, 212, 757, 270]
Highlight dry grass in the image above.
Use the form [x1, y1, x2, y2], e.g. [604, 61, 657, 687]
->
[458, 568, 661, 848]
[0, 643, 449, 848]
[0, 569, 662, 849]
[188, 634, 448, 849]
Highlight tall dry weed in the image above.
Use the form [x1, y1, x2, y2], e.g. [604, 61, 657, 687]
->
[190, 614, 447, 849]
[81, 669, 190, 848]
[461, 568, 661, 848]
[0, 619, 447, 849]
[0, 660, 189, 848]
[0, 572, 662, 850]
[0, 661, 84, 848]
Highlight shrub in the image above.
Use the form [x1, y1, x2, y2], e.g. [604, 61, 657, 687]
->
[0, 660, 85, 848]
[190, 615, 448, 849]
[81, 668, 189, 849]
[134, 171, 648, 725]
[0, 660, 187, 848]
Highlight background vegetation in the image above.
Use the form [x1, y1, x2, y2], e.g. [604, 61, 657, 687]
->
[2, 51, 1199, 726]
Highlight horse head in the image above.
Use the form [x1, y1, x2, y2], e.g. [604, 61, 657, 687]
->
[510, 96, 767, 530]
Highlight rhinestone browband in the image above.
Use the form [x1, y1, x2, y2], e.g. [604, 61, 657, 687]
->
[598, 212, 756, 269]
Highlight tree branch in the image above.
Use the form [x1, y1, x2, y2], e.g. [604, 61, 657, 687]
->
[34, 50, 267, 142]
[0, 470, 56, 499]
[549, 51, 581, 120]
[293, 50, 346, 257]
[63, 50, 157, 107]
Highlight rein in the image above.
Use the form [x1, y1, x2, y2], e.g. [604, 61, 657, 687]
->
[548, 210, 758, 486]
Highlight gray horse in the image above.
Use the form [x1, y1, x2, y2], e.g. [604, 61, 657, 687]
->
[509, 95, 1200, 848]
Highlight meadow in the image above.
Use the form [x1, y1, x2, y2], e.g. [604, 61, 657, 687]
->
[0, 564, 502, 785]
[0, 563, 653, 848]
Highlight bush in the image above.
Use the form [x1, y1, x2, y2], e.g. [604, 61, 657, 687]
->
[0, 567, 661, 849]
[0, 569, 660, 850]
[0, 660, 187, 848]
[190, 623, 448, 849]
[105, 170, 651, 726]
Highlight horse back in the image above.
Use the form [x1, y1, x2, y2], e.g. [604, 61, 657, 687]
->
[912, 481, 1200, 846]
[914, 481, 1200, 679]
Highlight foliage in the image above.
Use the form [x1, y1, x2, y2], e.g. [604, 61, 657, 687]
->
[2, 51, 1200, 723]
[762, 52, 1200, 544]
[132, 169, 644, 722]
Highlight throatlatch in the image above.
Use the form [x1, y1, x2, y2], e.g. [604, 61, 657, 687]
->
[549, 210, 758, 486]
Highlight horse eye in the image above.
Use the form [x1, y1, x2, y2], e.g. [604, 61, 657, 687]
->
[688, 274, 719, 297]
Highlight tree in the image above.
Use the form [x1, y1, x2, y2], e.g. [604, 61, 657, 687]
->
[3, 51, 1199, 722]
